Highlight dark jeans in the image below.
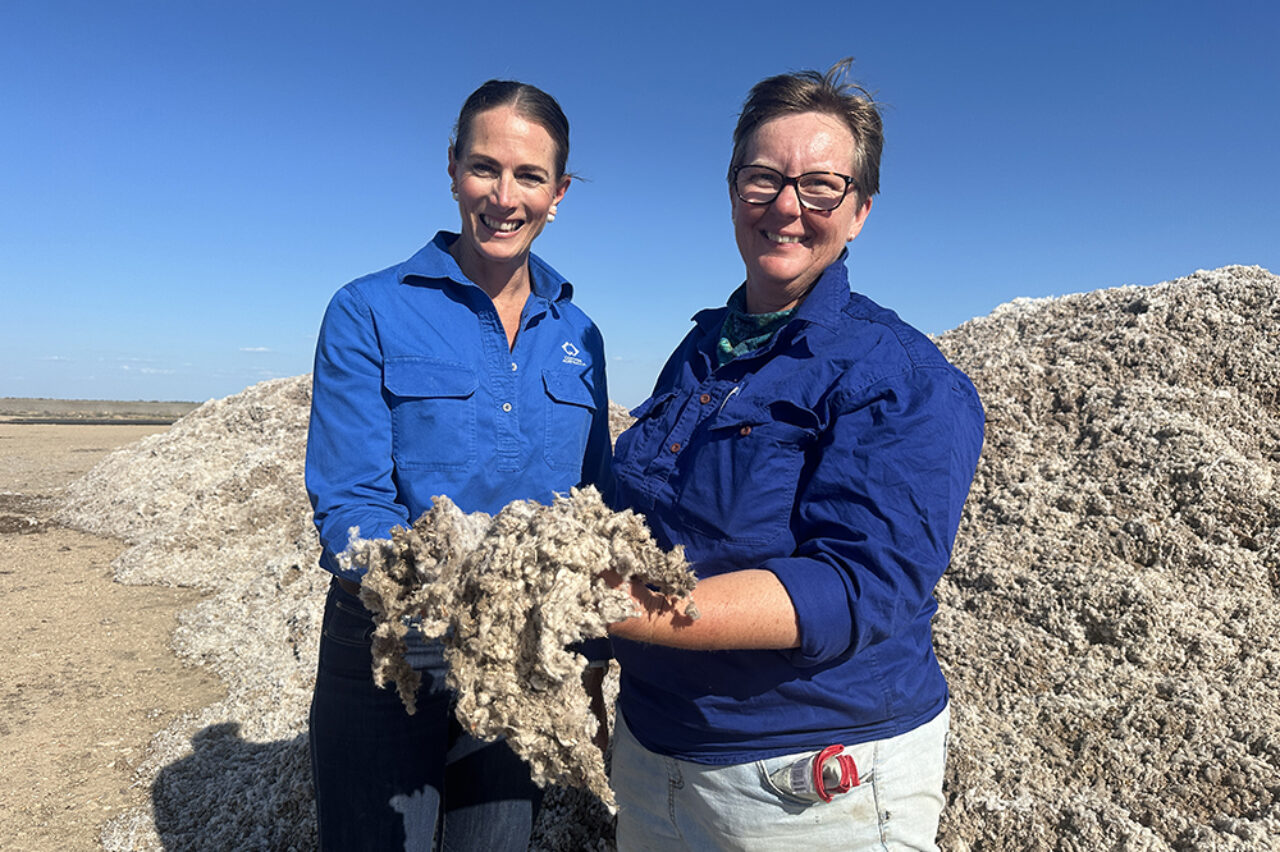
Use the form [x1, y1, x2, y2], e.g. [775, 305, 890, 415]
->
[309, 577, 542, 851]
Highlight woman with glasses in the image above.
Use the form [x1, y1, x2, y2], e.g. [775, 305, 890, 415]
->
[305, 79, 611, 850]
[604, 59, 985, 850]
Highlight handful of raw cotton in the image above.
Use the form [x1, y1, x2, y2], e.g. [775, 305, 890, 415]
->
[340, 486, 697, 808]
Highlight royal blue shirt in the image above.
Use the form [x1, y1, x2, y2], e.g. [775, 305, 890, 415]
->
[611, 254, 984, 762]
[306, 231, 612, 579]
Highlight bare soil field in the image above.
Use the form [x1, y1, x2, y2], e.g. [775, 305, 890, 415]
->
[0, 398, 199, 426]
[0, 418, 223, 851]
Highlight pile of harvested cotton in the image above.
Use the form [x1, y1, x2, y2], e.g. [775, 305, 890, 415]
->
[933, 265, 1280, 849]
[58, 376, 326, 850]
[56, 265, 1278, 850]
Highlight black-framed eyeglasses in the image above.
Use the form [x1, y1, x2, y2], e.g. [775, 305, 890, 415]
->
[732, 164, 857, 212]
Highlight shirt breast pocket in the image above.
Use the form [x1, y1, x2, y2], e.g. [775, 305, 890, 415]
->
[541, 370, 597, 471]
[675, 407, 811, 545]
[383, 357, 478, 470]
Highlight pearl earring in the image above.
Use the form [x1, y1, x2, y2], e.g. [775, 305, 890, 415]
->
[546, 205, 558, 223]
[451, 186, 458, 200]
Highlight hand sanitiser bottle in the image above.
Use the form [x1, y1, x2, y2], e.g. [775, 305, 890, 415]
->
[769, 744, 860, 802]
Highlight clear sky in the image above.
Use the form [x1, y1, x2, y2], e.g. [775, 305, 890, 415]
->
[3, 1, 1276, 407]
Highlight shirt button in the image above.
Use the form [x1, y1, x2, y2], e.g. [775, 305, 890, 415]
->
[670, 442, 681, 453]
[511, 362, 518, 371]
[502, 403, 513, 412]
[739, 425, 752, 436]
[699, 393, 711, 404]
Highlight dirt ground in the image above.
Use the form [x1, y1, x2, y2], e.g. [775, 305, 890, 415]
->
[0, 419, 224, 851]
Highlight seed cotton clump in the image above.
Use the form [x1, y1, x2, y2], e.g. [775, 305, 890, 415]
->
[343, 487, 697, 809]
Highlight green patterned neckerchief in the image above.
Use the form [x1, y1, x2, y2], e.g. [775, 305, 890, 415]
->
[716, 288, 797, 367]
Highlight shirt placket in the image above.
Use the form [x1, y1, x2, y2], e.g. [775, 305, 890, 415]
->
[638, 379, 736, 510]
[479, 298, 526, 474]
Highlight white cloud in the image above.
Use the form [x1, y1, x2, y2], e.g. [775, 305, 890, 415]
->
[240, 346, 272, 353]
[119, 364, 176, 375]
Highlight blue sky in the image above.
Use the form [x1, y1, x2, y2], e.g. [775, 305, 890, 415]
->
[3, 1, 1276, 407]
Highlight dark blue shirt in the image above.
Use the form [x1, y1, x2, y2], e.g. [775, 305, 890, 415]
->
[611, 255, 984, 762]
[306, 232, 612, 579]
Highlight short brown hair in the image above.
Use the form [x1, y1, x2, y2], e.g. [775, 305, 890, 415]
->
[729, 58, 883, 202]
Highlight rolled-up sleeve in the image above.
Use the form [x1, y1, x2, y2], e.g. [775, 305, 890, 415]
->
[305, 285, 408, 578]
[763, 368, 984, 666]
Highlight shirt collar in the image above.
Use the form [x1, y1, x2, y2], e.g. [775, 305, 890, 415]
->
[691, 249, 851, 333]
[398, 231, 574, 302]
[788, 249, 850, 331]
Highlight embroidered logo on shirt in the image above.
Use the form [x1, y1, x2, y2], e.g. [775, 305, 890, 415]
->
[561, 341, 585, 366]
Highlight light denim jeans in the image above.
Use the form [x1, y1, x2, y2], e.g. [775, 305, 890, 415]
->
[612, 704, 949, 851]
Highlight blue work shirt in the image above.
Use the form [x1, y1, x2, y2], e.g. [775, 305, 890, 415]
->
[611, 254, 985, 763]
[306, 231, 613, 579]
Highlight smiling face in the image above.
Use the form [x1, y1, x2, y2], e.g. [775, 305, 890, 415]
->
[447, 105, 569, 284]
[731, 111, 872, 313]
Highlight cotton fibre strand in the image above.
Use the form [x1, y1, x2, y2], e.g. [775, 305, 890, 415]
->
[342, 486, 697, 809]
